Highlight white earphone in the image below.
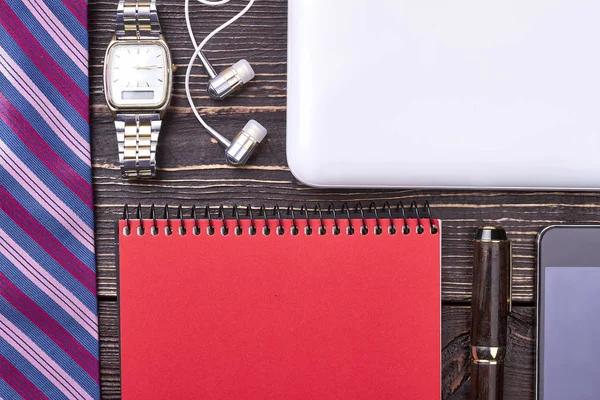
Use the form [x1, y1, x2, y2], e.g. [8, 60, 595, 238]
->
[185, 0, 267, 165]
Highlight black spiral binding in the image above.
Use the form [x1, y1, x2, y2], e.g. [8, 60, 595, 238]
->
[122, 202, 438, 237]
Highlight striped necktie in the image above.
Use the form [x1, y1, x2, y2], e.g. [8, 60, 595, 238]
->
[0, 0, 100, 399]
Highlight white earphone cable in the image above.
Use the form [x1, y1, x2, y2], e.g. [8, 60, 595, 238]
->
[184, 0, 256, 147]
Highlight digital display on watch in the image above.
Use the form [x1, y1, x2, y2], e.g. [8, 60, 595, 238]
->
[121, 91, 155, 100]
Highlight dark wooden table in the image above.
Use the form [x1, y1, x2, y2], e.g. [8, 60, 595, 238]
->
[90, 1, 599, 398]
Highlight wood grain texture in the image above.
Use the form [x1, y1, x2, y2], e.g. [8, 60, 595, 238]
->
[89, 0, 591, 398]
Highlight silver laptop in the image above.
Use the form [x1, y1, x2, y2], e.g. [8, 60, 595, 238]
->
[287, 0, 600, 189]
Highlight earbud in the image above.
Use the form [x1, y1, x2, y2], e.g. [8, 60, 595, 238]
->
[208, 60, 255, 101]
[225, 120, 267, 165]
[197, 52, 256, 101]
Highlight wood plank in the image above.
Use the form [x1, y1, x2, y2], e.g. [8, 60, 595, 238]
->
[99, 301, 536, 399]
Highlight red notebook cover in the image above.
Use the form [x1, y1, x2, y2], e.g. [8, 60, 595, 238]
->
[118, 210, 441, 399]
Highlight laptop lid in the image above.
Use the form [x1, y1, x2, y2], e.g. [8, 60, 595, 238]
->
[287, 0, 600, 189]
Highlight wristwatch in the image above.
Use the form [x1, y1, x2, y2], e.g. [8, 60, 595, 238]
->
[103, 0, 174, 179]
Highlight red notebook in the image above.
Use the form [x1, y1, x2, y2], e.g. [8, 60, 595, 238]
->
[117, 204, 441, 399]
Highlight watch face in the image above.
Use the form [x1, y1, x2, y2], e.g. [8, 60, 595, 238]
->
[106, 43, 169, 109]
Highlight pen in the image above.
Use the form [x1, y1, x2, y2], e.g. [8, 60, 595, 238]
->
[470, 226, 512, 400]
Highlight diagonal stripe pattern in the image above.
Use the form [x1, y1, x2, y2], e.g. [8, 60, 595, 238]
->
[0, 0, 99, 398]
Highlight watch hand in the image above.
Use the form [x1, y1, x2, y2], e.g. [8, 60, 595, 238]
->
[134, 65, 158, 70]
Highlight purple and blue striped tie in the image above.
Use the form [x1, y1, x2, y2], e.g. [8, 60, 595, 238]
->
[0, 0, 100, 399]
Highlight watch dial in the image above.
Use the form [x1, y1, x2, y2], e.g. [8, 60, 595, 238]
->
[107, 43, 168, 108]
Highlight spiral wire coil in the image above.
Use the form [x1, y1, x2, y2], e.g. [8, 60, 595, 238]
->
[122, 202, 438, 237]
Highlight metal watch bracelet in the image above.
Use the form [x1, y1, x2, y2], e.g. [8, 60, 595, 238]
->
[115, 114, 162, 179]
[116, 0, 161, 40]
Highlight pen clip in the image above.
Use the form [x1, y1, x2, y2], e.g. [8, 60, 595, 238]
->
[508, 241, 513, 314]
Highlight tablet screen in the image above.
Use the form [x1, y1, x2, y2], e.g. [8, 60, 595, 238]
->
[541, 266, 600, 399]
